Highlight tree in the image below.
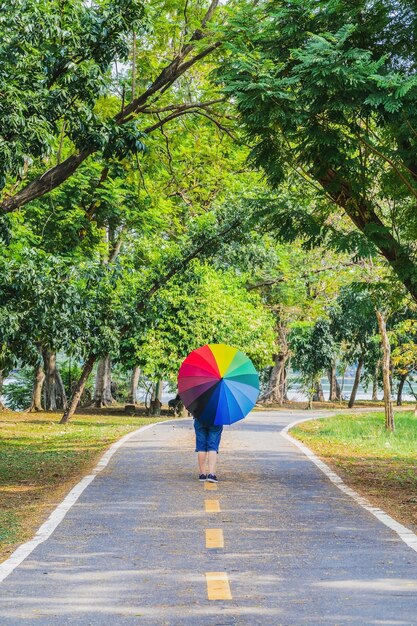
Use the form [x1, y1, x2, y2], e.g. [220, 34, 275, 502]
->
[219, 0, 417, 301]
[289, 319, 337, 409]
[359, 274, 410, 430]
[0, 251, 89, 409]
[126, 260, 276, 382]
[376, 310, 394, 430]
[0, 0, 225, 214]
[0, 0, 260, 418]
[391, 318, 417, 412]
[227, 231, 363, 405]
[58, 201, 260, 423]
[329, 287, 378, 408]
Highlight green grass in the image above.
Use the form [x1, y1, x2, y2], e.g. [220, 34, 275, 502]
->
[0, 409, 178, 560]
[0, 510, 19, 544]
[291, 410, 417, 529]
[292, 411, 417, 459]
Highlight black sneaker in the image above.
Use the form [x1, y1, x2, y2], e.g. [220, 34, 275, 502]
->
[207, 474, 218, 483]
[199, 474, 207, 481]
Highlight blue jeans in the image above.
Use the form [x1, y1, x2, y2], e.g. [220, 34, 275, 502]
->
[194, 418, 223, 453]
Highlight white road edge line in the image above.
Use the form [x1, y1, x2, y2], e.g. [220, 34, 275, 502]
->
[281, 415, 417, 554]
[0, 417, 187, 583]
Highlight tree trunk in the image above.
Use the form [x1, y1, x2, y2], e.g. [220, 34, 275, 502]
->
[339, 366, 346, 403]
[60, 354, 96, 424]
[260, 353, 286, 404]
[42, 349, 67, 411]
[335, 376, 341, 401]
[396, 373, 407, 407]
[376, 310, 394, 431]
[149, 380, 163, 416]
[127, 367, 141, 405]
[55, 367, 67, 408]
[0, 371, 5, 410]
[348, 356, 364, 408]
[29, 362, 45, 412]
[313, 379, 325, 402]
[328, 367, 335, 401]
[93, 355, 115, 407]
[259, 324, 289, 405]
[93, 358, 106, 407]
[372, 360, 380, 401]
[372, 377, 378, 401]
[328, 363, 341, 401]
[282, 362, 290, 402]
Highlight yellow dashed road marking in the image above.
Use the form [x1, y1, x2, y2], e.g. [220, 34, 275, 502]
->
[204, 481, 218, 491]
[205, 572, 232, 600]
[206, 528, 224, 548]
[205, 499, 220, 512]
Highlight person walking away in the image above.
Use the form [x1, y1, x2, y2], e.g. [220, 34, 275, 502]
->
[193, 416, 223, 483]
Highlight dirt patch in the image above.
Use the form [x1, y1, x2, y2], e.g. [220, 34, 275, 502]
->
[324, 456, 417, 534]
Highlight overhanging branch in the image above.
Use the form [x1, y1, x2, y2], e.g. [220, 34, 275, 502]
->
[0, 1, 223, 215]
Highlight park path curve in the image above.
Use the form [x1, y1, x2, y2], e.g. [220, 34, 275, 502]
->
[0, 410, 416, 625]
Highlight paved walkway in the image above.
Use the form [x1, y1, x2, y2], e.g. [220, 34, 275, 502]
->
[0, 411, 416, 625]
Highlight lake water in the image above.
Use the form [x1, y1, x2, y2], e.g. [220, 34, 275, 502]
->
[160, 374, 417, 404]
[287, 376, 416, 402]
[3, 371, 416, 409]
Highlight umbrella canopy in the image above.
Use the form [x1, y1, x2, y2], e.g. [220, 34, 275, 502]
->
[178, 343, 259, 426]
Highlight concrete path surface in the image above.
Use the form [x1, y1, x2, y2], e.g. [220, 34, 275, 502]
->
[0, 411, 416, 625]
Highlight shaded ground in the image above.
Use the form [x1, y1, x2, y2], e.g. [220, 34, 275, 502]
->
[0, 411, 416, 625]
[291, 410, 417, 533]
[0, 409, 177, 561]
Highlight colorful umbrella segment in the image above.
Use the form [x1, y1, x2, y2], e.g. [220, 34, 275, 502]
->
[178, 344, 259, 426]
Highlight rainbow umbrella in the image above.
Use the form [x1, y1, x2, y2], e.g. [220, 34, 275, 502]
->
[177, 344, 259, 426]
